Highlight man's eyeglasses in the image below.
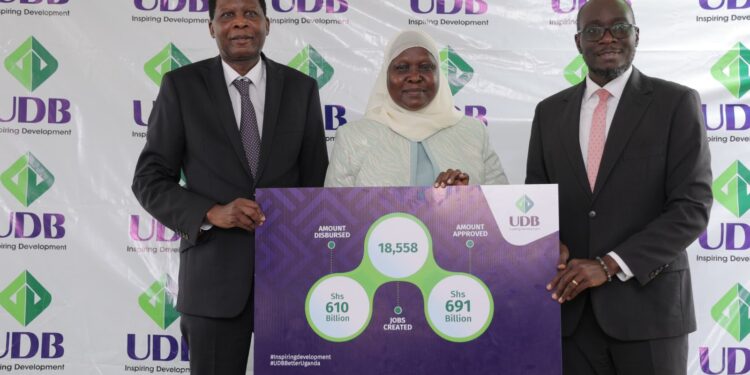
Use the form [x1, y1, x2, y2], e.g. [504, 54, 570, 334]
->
[577, 23, 638, 42]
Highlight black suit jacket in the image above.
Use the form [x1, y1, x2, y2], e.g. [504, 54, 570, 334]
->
[132, 55, 328, 318]
[526, 68, 712, 341]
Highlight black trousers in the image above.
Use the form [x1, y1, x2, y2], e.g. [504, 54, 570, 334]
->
[563, 301, 687, 375]
[180, 298, 254, 375]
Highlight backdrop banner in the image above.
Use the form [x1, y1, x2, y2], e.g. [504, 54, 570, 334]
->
[0, 1, 748, 374]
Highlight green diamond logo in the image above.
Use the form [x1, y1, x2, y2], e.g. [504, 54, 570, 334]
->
[1, 152, 55, 207]
[712, 161, 750, 218]
[144, 43, 191, 87]
[516, 195, 534, 214]
[4, 36, 58, 92]
[288, 45, 334, 89]
[0, 271, 52, 327]
[711, 42, 750, 99]
[440, 46, 474, 96]
[564, 55, 588, 85]
[139, 275, 180, 329]
[711, 283, 750, 342]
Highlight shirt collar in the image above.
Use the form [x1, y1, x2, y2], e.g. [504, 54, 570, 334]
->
[583, 65, 633, 101]
[221, 58, 265, 88]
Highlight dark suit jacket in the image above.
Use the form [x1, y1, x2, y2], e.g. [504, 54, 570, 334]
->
[526, 68, 712, 341]
[132, 55, 328, 318]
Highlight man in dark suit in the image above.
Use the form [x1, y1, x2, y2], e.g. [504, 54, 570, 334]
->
[131, 0, 328, 373]
[526, 0, 712, 373]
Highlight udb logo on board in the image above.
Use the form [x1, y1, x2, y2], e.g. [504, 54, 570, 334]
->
[510, 195, 540, 227]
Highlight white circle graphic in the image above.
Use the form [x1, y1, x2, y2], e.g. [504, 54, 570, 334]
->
[427, 275, 491, 340]
[308, 276, 370, 339]
[367, 215, 429, 278]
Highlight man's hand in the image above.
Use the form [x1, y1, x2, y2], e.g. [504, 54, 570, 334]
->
[546, 247, 620, 303]
[206, 198, 266, 232]
[434, 169, 469, 188]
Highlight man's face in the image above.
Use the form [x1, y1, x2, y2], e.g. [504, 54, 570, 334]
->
[575, 0, 638, 85]
[209, 0, 269, 68]
[387, 47, 439, 111]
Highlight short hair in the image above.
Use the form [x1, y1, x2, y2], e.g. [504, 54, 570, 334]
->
[576, 0, 636, 30]
[209, 0, 267, 20]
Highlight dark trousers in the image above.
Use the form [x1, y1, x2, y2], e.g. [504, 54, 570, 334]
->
[563, 301, 687, 375]
[180, 298, 254, 375]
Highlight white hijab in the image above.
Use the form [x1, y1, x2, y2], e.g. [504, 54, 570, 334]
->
[364, 30, 464, 142]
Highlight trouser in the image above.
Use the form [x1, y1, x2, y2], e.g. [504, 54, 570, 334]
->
[180, 298, 254, 375]
[563, 301, 687, 375]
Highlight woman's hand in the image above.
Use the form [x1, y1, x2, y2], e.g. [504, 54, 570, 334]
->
[434, 169, 469, 187]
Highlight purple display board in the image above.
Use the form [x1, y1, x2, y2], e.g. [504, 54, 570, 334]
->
[255, 185, 560, 374]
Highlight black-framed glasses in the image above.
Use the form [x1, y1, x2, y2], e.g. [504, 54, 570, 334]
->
[577, 23, 638, 42]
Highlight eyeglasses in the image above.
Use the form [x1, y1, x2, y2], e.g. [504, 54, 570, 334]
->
[577, 23, 638, 42]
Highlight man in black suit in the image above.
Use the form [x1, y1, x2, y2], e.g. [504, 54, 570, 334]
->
[526, 0, 712, 373]
[131, 0, 328, 373]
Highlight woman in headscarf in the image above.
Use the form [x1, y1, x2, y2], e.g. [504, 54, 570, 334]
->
[325, 29, 508, 187]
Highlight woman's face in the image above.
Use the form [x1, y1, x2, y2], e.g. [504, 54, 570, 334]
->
[387, 47, 439, 111]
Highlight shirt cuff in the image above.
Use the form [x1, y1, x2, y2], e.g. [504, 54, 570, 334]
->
[607, 251, 634, 282]
[200, 222, 213, 231]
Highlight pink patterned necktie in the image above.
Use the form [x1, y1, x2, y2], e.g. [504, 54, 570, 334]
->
[587, 88, 610, 191]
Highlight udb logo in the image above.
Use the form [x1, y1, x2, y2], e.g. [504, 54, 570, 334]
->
[0, 271, 51, 327]
[410, 0, 488, 14]
[713, 161, 750, 218]
[271, 0, 348, 13]
[288, 45, 334, 89]
[134, 0, 207, 12]
[127, 275, 188, 362]
[711, 42, 750, 99]
[699, 283, 750, 374]
[0, 271, 64, 360]
[564, 55, 588, 85]
[699, 0, 750, 10]
[552, 0, 630, 14]
[0, 152, 54, 208]
[510, 195, 540, 227]
[440, 46, 473, 96]
[2, 37, 72, 125]
[144, 43, 191, 87]
[4, 37, 57, 92]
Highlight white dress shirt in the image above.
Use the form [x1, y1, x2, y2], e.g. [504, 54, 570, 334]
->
[221, 59, 266, 138]
[579, 66, 635, 281]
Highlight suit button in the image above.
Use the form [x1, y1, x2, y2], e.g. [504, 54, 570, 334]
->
[588, 210, 596, 218]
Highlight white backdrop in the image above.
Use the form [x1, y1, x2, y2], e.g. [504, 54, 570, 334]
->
[0, 1, 749, 374]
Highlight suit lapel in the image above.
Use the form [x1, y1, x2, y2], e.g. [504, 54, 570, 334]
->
[255, 56, 284, 184]
[560, 83, 592, 198]
[202, 56, 255, 182]
[592, 68, 653, 198]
